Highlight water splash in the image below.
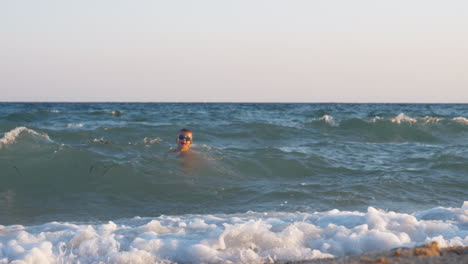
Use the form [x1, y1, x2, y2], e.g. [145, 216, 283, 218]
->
[453, 117, 468, 124]
[390, 113, 417, 124]
[0, 127, 51, 148]
[320, 115, 336, 126]
[1, 203, 467, 263]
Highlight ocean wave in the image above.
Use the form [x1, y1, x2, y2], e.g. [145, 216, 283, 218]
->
[306, 113, 468, 143]
[420, 116, 444, 124]
[0, 127, 51, 148]
[369, 113, 444, 125]
[320, 115, 336, 126]
[111, 110, 124, 116]
[312, 113, 455, 128]
[453, 117, 468, 124]
[0, 203, 467, 263]
[321, 113, 466, 126]
[389, 113, 418, 124]
[371, 114, 468, 126]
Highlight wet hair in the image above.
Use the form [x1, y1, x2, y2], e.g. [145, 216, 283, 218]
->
[179, 128, 192, 134]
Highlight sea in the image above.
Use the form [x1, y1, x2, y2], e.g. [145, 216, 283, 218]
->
[0, 103, 467, 263]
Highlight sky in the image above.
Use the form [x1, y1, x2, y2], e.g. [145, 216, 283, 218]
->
[1, 0, 467, 102]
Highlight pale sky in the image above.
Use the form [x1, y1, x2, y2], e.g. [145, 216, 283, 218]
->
[1, 0, 467, 102]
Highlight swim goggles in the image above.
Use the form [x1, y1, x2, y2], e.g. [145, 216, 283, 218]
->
[178, 135, 191, 141]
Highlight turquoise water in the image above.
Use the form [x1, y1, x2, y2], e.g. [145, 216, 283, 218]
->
[1, 103, 467, 225]
[1, 103, 468, 263]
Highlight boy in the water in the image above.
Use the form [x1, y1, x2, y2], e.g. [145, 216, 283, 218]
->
[173, 128, 193, 153]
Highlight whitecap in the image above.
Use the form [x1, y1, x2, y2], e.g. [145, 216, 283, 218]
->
[278, 146, 310, 154]
[320, 115, 336, 126]
[0, 127, 51, 148]
[453, 117, 468, 124]
[370, 116, 383, 123]
[390, 113, 417, 124]
[66, 123, 84, 128]
[111, 110, 124, 116]
[420, 116, 443, 124]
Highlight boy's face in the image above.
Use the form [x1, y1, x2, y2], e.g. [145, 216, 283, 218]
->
[176, 131, 193, 149]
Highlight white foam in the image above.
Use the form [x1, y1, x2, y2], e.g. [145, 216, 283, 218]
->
[66, 123, 84, 128]
[278, 146, 310, 154]
[390, 113, 417, 124]
[370, 116, 383, 123]
[372, 115, 443, 125]
[111, 110, 124, 116]
[0, 127, 51, 148]
[1, 203, 467, 263]
[320, 115, 336, 126]
[453, 117, 468, 124]
[420, 116, 443, 124]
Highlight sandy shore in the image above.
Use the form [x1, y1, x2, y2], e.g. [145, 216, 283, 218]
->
[286, 242, 468, 264]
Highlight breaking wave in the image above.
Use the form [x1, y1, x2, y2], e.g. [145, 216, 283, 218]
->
[0, 127, 51, 148]
[314, 113, 468, 126]
[0, 203, 467, 263]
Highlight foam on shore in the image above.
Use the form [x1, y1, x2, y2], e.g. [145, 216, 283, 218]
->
[1, 202, 467, 263]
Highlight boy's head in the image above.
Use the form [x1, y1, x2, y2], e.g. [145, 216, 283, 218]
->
[176, 128, 193, 151]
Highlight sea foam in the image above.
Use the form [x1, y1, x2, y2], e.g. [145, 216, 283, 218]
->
[390, 113, 417, 124]
[66, 123, 84, 128]
[1, 203, 467, 263]
[453, 117, 468, 124]
[371, 114, 446, 125]
[320, 115, 336, 126]
[420, 116, 443, 124]
[0, 127, 51, 148]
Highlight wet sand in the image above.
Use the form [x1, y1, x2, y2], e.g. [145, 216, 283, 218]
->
[286, 242, 468, 264]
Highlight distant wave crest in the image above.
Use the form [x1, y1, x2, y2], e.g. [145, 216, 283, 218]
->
[318, 113, 454, 126]
[389, 113, 418, 124]
[326, 113, 468, 127]
[453, 117, 468, 124]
